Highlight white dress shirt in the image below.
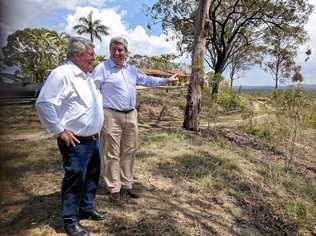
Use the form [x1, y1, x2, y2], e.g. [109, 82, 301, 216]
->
[36, 61, 104, 136]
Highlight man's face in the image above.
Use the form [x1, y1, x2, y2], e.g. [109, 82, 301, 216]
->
[74, 45, 95, 73]
[110, 42, 127, 67]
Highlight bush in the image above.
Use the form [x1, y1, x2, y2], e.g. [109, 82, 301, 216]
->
[302, 95, 316, 129]
[247, 126, 272, 139]
[218, 84, 248, 113]
[285, 201, 308, 226]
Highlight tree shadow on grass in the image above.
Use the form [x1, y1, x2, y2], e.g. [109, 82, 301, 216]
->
[150, 151, 299, 236]
[0, 139, 64, 235]
[0, 190, 63, 235]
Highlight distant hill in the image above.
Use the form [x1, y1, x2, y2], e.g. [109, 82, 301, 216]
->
[233, 84, 316, 91]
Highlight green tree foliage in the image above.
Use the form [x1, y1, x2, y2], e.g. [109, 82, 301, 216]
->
[305, 48, 311, 62]
[262, 26, 307, 89]
[149, 0, 313, 94]
[228, 44, 261, 88]
[73, 10, 110, 42]
[2, 28, 68, 82]
[292, 65, 304, 83]
[128, 53, 180, 70]
[271, 86, 308, 171]
[92, 55, 107, 68]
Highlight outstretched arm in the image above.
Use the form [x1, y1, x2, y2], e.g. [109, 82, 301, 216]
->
[166, 72, 179, 85]
[136, 68, 179, 87]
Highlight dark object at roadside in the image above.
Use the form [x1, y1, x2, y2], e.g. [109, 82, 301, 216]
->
[0, 73, 43, 105]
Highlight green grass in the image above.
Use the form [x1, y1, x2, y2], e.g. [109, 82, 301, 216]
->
[0, 89, 315, 236]
[284, 200, 311, 227]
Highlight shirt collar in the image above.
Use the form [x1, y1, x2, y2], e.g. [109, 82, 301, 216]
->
[109, 58, 127, 69]
[67, 61, 86, 76]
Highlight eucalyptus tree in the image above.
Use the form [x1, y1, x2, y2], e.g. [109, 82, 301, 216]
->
[227, 44, 262, 88]
[2, 28, 68, 82]
[183, 0, 211, 131]
[73, 10, 110, 42]
[262, 26, 307, 89]
[149, 0, 313, 95]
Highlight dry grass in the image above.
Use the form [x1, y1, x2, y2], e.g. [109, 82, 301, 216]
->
[0, 89, 315, 235]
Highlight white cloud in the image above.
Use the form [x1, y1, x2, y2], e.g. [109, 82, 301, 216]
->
[64, 7, 178, 58]
[0, 0, 109, 48]
[1, 0, 315, 85]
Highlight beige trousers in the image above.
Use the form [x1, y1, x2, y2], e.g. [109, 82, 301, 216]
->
[100, 108, 138, 193]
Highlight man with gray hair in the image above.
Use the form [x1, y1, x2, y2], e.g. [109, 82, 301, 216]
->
[36, 36, 104, 236]
[94, 36, 178, 201]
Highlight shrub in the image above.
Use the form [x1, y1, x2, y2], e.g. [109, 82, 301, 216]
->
[285, 201, 308, 226]
[218, 84, 248, 113]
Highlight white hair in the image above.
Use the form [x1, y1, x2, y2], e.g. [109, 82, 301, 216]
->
[110, 36, 128, 51]
[67, 36, 94, 59]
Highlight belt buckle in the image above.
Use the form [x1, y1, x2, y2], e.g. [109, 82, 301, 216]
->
[92, 134, 97, 140]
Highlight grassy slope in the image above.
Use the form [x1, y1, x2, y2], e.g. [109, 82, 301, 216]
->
[0, 89, 315, 236]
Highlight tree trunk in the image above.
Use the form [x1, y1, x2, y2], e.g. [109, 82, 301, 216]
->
[183, 0, 211, 131]
[230, 66, 234, 88]
[275, 76, 278, 89]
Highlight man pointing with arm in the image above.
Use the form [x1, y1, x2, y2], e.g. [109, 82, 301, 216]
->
[94, 36, 178, 201]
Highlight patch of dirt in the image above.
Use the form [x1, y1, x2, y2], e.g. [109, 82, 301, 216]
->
[0, 131, 49, 142]
[200, 128, 274, 152]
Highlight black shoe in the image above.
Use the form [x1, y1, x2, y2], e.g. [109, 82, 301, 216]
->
[121, 188, 141, 198]
[64, 223, 89, 236]
[79, 209, 105, 221]
[109, 192, 120, 202]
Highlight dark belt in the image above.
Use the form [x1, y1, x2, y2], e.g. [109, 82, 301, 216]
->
[108, 108, 135, 113]
[74, 133, 98, 141]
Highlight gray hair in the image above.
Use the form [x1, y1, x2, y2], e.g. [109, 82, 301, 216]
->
[67, 36, 94, 59]
[110, 36, 128, 51]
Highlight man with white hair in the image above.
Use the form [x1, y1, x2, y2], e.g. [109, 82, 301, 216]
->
[94, 36, 178, 201]
[36, 37, 104, 236]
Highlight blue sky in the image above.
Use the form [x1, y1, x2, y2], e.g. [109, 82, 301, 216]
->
[1, 0, 316, 86]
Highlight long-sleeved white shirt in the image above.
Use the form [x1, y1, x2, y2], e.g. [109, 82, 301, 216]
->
[36, 61, 104, 136]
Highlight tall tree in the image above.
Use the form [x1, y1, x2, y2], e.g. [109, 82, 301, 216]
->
[183, 0, 211, 131]
[73, 10, 110, 42]
[227, 44, 261, 88]
[149, 0, 313, 94]
[262, 26, 307, 89]
[2, 28, 68, 82]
